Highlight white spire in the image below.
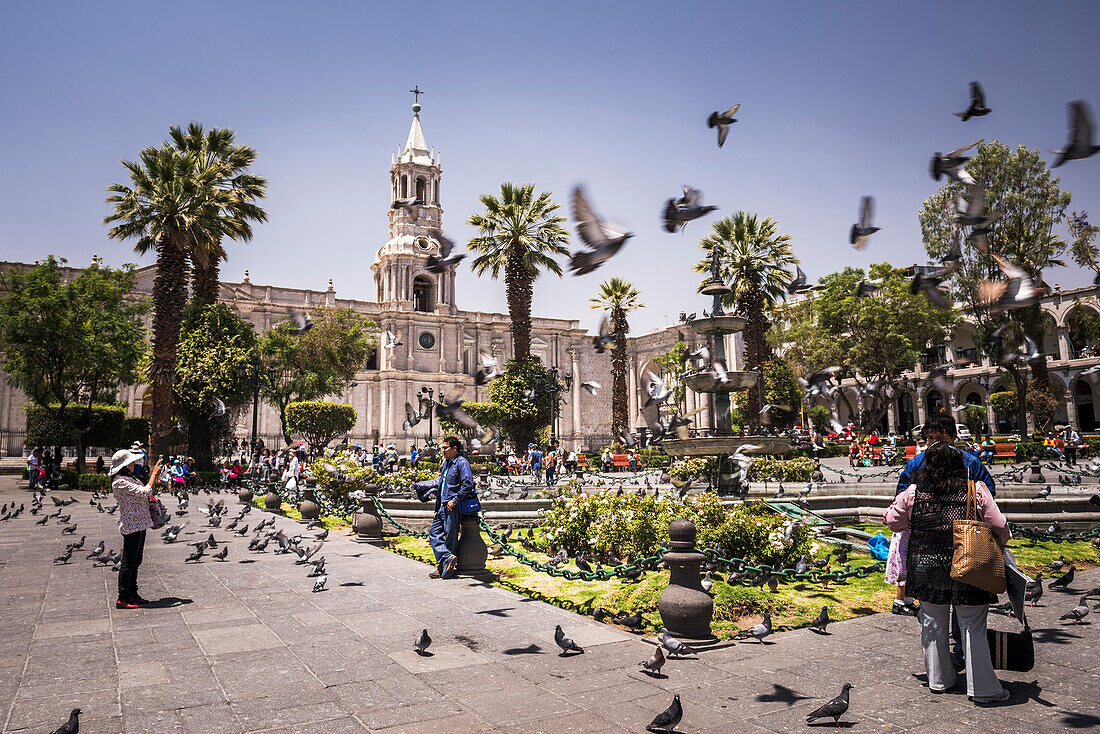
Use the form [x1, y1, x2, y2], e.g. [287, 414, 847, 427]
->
[399, 104, 433, 165]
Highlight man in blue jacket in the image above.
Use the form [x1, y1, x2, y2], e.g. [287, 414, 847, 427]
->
[897, 413, 995, 496]
[413, 436, 476, 579]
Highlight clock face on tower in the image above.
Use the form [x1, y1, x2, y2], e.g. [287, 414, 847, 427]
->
[418, 332, 437, 350]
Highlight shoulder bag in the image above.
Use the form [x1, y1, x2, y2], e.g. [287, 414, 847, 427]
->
[148, 494, 169, 529]
[950, 480, 1006, 594]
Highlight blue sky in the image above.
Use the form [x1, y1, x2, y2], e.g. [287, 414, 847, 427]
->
[1, 0, 1098, 333]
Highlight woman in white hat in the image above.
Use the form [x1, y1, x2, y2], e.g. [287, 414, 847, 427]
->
[109, 448, 163, 609]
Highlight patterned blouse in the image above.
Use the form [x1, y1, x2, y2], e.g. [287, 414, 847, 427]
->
[113, 473, 153, 535]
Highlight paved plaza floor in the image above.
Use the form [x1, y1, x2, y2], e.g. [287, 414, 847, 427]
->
[0, 476, 1097, 733]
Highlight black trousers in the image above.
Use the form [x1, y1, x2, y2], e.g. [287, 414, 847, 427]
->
[1065, 445, 1077, 465]
[118, 530, 146, 599]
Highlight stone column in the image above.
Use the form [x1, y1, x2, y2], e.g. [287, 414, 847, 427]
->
[1058, 327, 1072, 362]
[1066, 389, 1078, 428]
[627, 357, 638, 430]
[916, 393, 927, 426]
[569, 348, 581, 445]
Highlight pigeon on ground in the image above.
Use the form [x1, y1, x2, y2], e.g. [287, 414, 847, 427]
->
[66, 536, 85, 551]
[646, 694, 682, 734]
[1051, 99, 1100, 167]
[662, 185, 717, 233]
[640, 645, 666, 676]
[212, 546, 229, 561]
[425, 232, 465, 274]
[85, 540, 105, 560]
[36, 516, 49, 525]
[849, 196, 880, 250]
[735, 612, 772, 642]
[553, 625, 584, 654]
[414, 628, 432, 655]
[1026, 574, 1044, 606]
[708, 103, 740, 147]
[701, 570, 713, 593]
[53, 548, 73, 564]
[61, 525, 77, 535]
[657, 629, 694, 657]
[185, 546, 205, 563]
[315, 529, 329, 541]
[1049, 555, 1066, 571]
[1033, 485, 1051, 500]
[235, 524, 249, 536]
[612, 611, 644, 629]
[954, 81, 991, 121]
[1050, 566, 1075, 590]
[569, 185, 633, 275]
[49, 708, 81, 734]
[312, 574, 327, 593]
[288, 310, 313, 334]
[810, 606, 831, 634]
[205, 534, 217, 549]
[806, 683, 852, 727]
[930, 140, 978, 183]
[1060, 596, 1090, 624]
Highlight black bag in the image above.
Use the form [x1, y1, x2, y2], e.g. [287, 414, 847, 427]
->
[987, 625, 1034, 672]
[457, 495, 481, 515]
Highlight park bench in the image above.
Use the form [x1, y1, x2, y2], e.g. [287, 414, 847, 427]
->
[904, 445, 918, 460]
[575, 455, 587, 470]
[993, 443, 1017, 464]
[611, 454, 629, 471]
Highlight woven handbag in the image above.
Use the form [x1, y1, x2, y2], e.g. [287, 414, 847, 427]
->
[950, 480, 1006, 594]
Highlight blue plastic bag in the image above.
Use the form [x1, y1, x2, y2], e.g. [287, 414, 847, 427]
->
[867, 532, 890, 560]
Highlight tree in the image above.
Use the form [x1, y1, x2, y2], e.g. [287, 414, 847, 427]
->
[0, 257, 149, 470]
[961, 405, 986, 439]
[590, 278, 645, 437]
[695, 212, 797, 425]
[651, 341, 688, 417]
[485, 358, 555, 450]
[285, 401, 356, 450]
[806, 405, 832, 435]
[1068, 211, 1100, 281]
[774, 264, 954, 434]
[173, 302, 258, 469]
[259, 306, 376, 444]
[919, 140, 1073, 431]
[167, 123, 268, 306]
[467, 183, 570, 361]
[761, 359, 802, 429]
[105, 139, 255, 457]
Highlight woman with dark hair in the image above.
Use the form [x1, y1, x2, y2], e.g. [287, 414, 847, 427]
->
[885, 441, 1011, 703]
[110, 449, 163, 608]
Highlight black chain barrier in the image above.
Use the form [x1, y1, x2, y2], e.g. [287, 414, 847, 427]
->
[1007, 522, 1100, 543]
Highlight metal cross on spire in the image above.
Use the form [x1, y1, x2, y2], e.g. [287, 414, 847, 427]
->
[409, 85, 423, 104]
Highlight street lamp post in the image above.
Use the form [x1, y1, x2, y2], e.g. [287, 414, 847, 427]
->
[548, 368, 573, 445]
[237, 354, 276, 453]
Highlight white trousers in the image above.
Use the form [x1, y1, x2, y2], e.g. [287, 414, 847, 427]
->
[918, 602, 1004, 699]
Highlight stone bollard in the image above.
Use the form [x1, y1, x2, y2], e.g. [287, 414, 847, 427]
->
[1027, 455, 1045, 484]
[298, 488, 321, 523]
[353, 487, 385, 545]
[455, 512, 490, 578]
[264, 484, 283, 514]
[657, 518, 718, 644]
[238, 485, 254, 506]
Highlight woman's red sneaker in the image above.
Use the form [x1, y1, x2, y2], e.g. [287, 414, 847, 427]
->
[115, 599, 139, 609]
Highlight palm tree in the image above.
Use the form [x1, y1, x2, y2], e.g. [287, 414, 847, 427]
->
[105, 144, 242, 456]
[695, 212, 797, 424]
[590, 279, 645, 438]
[467, 183, 570, 361]
[168, 123, 268, 306]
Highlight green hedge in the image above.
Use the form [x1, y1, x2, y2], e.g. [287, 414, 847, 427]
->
[285, 401, 356, 449]
[121, 417, 150, 448]
[25, 405, 126, 447]
[1015, 441, 1046, 461]
[78, 473, 111, 490]
[195, 471, 221, 485]
[748, 457, 816, 481]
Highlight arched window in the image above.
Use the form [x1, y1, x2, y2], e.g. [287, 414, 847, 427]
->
[400, 175, 408, 199]
[926, 390, 945, 416]
[966, 391, 982, 406]
[1075, 380, 1095, 430]
[415, 177, 427, 203]
[413, 276, 433, 312]
[896, 393, 915, 434]
[433, 177, 440, 204]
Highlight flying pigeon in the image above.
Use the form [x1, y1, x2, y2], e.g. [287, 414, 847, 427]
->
[662, 185, 718, 232]
[581, 381, 600, 396]
[978, 255, 1043, 312]
[211, 397, 226, 418]
[436, 397, 480, 432]
[788, 265, 812, 295]
[955, 185, 1001, 230]
[954, 81, 991, 121]
[553, 624, 584, 654]
[646, 694, 682, 734]
[849, 196, 880, 250]
[288, 310, 313, 334]
[1059, 596, 1090, 624]
[592, 314, 617, 353]
[391, 196, 418, 210]
[569, 185, 633, 275]
[1051, 99, 1100, 167]
[402, 401, 426, 430]
[810, 606, 830, 634]
[930, 140, 979, 183]
[644, 372, 672, 407]
[640, 645, 666, 676]
[474, 353, 503, 385]
[383, 329, 402, 350]
[414, 628, 432, 655]
[806, 683, 852, 727]
[425, 232, 465, 273]
[708, 103, 740, 147]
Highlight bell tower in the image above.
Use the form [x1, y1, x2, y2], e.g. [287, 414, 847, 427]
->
[372, 98, 456, 312]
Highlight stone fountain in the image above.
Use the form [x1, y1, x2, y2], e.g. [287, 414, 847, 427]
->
[661, 250, 788, 495]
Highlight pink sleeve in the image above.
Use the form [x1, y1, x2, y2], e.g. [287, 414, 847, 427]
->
[974, 482, 1011, 544]
[884, 486, 915, 532]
